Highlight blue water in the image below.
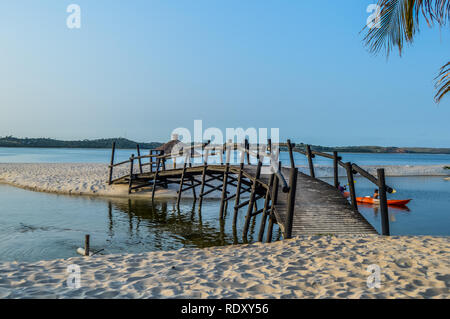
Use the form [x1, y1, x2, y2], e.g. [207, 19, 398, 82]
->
[1, 147, 450, 166]
[0, 184, 280, 262]
[0, 147, 449, 262]
[327, 176, 450, 236]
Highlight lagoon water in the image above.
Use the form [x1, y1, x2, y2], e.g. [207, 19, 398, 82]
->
[1, 147, 450, 166]
[0, 147, 449, 262]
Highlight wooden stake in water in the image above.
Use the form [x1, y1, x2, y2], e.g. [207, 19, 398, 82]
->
[84, 234, 90, 256]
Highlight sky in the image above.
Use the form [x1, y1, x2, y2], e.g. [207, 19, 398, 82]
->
[0, 0, 449, 147]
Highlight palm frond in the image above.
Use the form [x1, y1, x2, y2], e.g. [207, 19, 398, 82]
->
[435, 61, 450, 103]
[364, 0, 450, 56]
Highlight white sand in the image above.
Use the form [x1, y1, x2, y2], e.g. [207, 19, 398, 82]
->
[0, 163, 448, 299]
[0, 163, 212, 199]
[0, 235, 448, 299]
[1, 163, 448, 199]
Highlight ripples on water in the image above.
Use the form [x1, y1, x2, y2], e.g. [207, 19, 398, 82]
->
[0, 184, 281, 262]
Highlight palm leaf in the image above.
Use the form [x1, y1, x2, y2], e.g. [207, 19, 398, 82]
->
[364, 0, 449, 56]
[363, 0, 450, 102]
[435, 61, 450, 102]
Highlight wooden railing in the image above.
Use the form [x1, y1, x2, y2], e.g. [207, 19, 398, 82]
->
[278, 140, 393, 235]
[107, 139, 296, 241]
[107, 138, 392, 237]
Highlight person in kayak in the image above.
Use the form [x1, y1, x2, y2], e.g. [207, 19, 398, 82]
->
[337, 182, 346, 194]
[373, 189, 379, 199]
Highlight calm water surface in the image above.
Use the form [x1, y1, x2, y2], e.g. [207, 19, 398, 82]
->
[0, 184, 280, 262]
[1, 147, 450, 166]
[0, 148, 449, 262]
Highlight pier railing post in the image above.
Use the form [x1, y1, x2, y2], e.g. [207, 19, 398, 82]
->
[151, 157, 161, 202]
[219, 141, 231, 219]
[377, 168, 390, 236]
[258, 173, 274, 242]
[136, 144, 143, 174]
[242, 160, 262, 239]
[266, 168, 279, 243]
[108, 142, 116, 185]
[233, 144, 246, 224]
[149, 150, 154, 172]
[284, 167, 298, 239]
[306, 145, 315, 178]
[287, 139, 295, 169]
[128, 155, 135, 194]
[198, 149, 209, 211]
[84, 234, 90, 256]
[245, 139, 250, 164]
[333, 151, 339, 188]
[345, 162, 358, 211]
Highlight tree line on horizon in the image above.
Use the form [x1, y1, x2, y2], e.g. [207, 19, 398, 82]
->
[1, 136, 449, 154]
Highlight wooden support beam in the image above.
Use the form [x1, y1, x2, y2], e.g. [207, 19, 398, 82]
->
[136, 144, 143, 174]
[258, 173, 274, 242]
[176, 154, 188, 208]
[108, 141, 116, 185]
[284, 167, 298, 239]
[151, 158, 161, 202]
[266, 173, 279, 243]
[377, 168, 390, 236]
[287, 139, 295, 169]
[128, 155, 134, 194]
[306, 144, 315, 178]
[219, 163, 230, 219]
[345, 162, 358, 211]
[233, 150, 246, 225]
[149, 150, 154, 173]
[245, 139, 250, 164]
[242, 160, 262, 238]
[333, 151, 339, 188]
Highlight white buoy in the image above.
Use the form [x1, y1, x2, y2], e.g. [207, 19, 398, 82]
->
[76, 248, 93, 256]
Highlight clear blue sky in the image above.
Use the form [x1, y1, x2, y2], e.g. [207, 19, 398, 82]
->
[0, 1, 449, 147]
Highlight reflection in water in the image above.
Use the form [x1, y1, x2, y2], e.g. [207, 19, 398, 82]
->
[356, 203, 411, 224]
[104, 196, 279, 252]
[0, 183, 280, 262]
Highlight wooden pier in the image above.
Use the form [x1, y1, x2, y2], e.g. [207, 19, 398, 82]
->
[108, 139, 394, 242]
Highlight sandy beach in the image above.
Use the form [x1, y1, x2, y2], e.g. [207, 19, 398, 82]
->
[1, 163, 448, 199]
[0, 235, 448, 299]
[0, 163, 196, 199]
[0, 163, 448, 299]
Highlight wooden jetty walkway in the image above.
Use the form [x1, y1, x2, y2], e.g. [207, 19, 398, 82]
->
[108, 139, 394, 242]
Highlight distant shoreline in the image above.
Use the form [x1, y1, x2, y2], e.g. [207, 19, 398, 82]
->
[0, 136, 449, 154]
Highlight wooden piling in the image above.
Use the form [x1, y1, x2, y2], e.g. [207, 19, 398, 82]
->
[266, 173, 279, 243]
[345, 162, 358, 211]
[242, 160, 262, 238]
[176, 154, 189, 208]
[219, 143, 231, 219]
[233, 146, 246, 225]
[258, 174, 274, 242]
[108, 142, 116, 185]
[136, 144, 143, 174]
[198, 149, 209, 211]
[285, 167, 298, 239]
[84, 234, 90, 256]
[333, 151, 339, 188]
[151, 158, 161, 202]
[377, 168, 390, 236]
[245, 139, 250, 164]
[128, 154, 134, 194]
[306, 145, 315, 178]
[287, 139, 295, 169]
[149, 150, 154, 172]
[219, 163, 229, 219]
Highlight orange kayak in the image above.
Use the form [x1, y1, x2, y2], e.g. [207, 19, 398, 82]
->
[356, 197, 411, 206]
